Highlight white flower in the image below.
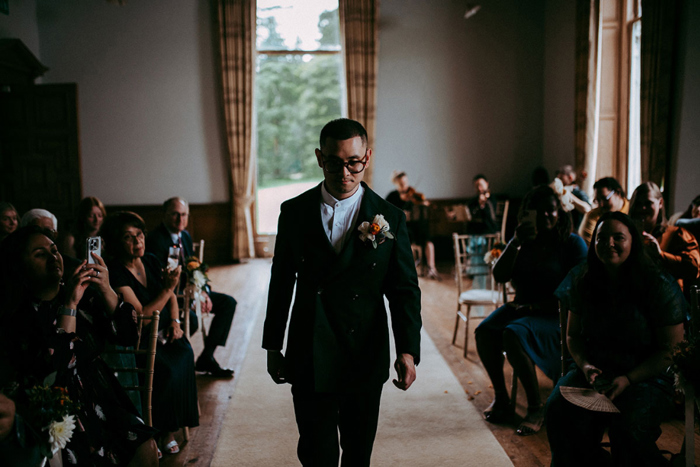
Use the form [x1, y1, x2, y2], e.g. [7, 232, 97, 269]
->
[358, 214, 394, 249]
[127, 431, 138, 441]
[98, 447, 105, 457]
[66, 448, 77, 464]
[357, 221, 376, 242]
[550, 178, 575, 212]
[48, 415, 76, 451]
[484, 251, 494, 264]
[193, 270, 207, 289]
[372, 214, 390, 233]
[94, 404, 106, 421]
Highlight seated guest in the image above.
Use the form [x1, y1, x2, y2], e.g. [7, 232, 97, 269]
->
[630, 182, 700, 297]
[556, 165, 591, 229]
[578, 177, 629, 246]
[476, 185, 587, 435]
[0, 202, 19, 243]
[146, 197, 237, 376]
[101, 212, 199, 456]
[467, 174, 499, 235]
[19, 208, 57, 235]
[0, 226, 159, 466]
[547, 212, 686, 466]
[386, 171, 440, 279]
[60, 196, 107, 260]
[669, 194, 700, 241]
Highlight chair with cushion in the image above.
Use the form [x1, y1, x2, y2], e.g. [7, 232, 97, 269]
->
[451, 233, 504, 357]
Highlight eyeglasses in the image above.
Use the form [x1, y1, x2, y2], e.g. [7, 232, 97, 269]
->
[123, 231, 145, 243]
[596, 190, 616, 204]
[319, 151, 368, 174]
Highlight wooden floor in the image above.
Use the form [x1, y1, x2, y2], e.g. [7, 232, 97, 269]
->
[161, 259, 699, 466]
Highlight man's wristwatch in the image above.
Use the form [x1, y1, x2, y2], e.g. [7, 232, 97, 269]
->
[172, 318, 181, 324]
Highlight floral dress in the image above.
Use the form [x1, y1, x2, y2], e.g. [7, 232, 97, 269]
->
[0, 287, 156, 465]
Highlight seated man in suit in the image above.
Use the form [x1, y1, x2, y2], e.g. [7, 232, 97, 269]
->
[146, 197, 236, 377]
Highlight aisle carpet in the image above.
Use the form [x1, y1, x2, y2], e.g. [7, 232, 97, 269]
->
[212, 307, 513, 467]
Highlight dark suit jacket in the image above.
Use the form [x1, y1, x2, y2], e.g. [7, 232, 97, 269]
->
[146, 223, 194, 261]
[262, 182, 422, 393]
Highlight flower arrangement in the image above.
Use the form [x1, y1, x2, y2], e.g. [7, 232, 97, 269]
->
[671, 332, 700, 392]
[484, 242, 507, 264]
[24, 385, 80, 459]
[185, 256, 210, 291]
[358, 214, 394, 249]
[550, 178, 575, 212]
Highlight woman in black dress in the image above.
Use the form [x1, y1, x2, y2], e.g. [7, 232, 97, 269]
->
[101, 211, 198, 456]
[0, 226, 158, 466]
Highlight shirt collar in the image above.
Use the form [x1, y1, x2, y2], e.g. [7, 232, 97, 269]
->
[321, 182, 364, 208]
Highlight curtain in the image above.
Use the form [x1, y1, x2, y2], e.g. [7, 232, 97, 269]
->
[640, 0, 680, 190]
[215, 0, 256, 260]
[340, 0, 379, 187]
[574, 0, 601, 196]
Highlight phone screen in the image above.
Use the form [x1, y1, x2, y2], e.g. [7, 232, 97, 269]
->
[86, 237, 102, 264]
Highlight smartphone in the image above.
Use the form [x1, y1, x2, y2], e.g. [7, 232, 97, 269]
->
[85, 237, 102, 264]
[167, 246, 180, 271]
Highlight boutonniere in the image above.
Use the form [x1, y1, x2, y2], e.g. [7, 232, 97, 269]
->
[358, 214, 394, 249]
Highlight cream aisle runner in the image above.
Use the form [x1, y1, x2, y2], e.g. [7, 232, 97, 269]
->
[212, 309, 513, 467]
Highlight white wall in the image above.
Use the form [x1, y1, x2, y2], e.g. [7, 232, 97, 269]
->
[0, 0, 40, 60]
[35, 0, 228, 205]
[670, 0, 700, 213]
[542, 0, 575, 175]
[374, 0, 546, 200]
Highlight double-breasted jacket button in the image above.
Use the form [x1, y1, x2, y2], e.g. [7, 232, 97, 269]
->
[317, 287, 323, 295]
[352, 294, 359, 301]
[370, 262, 377, 270]
[300, 256, 305, 263]
[348, 328, 355, 334]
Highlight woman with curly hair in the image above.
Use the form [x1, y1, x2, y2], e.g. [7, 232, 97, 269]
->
[476, 185, 587, 435]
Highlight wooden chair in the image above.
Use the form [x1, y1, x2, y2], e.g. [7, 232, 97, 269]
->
[451, 233, 504, 357]
[496, 199, 510, 241]
[193, 239, 205, 263]
[104, 310, 160, 426]
[181, 238, 209, 341]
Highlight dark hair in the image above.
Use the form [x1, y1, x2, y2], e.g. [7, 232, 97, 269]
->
[319, 118, 367, 148]
[163, 197, 188, 212]
[680, 194, 700, 219]
[99, 211, 147, 259]
[593, 177, 626, 199]
[518, 185, 573, 244]
[581, 211, 658, 302]
[531, 166, 550, 187]
[0, 202, 18, 216]
[473, 174, 488, 182]
[0, 226, 58, 313]
[629, 182, 667, 236]
[75, 196, 106, 234]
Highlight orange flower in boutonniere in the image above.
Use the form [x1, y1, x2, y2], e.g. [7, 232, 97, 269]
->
[358, 214, 394, 249]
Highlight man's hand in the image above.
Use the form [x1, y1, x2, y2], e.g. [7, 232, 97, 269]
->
[201, 291, 213, 314]
[0, 393, 15, 441]
[392, 353, 416, 391]
[267, 350, 287, 384]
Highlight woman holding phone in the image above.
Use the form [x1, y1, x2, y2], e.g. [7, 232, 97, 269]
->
[475, 185, 587, 435]
[60, 196, 107, 260]
[101, 211, 198, 457]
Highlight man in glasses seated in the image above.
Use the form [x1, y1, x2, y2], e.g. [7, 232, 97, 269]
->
[577, 176, 629, 245]
[263, 118, 422, 467]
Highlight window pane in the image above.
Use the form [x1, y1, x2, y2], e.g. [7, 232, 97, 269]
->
[257, 0, 340, 51]
[255, 53, 344, 233]
[627, 20, 642, 195]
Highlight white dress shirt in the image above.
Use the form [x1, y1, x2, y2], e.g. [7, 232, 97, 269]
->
[320, 182, 365, 254]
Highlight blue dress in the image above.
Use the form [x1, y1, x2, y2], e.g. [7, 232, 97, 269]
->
[475, 233, 588, 381]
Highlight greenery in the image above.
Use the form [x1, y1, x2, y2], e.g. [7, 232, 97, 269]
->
[256, 8, 342, 185]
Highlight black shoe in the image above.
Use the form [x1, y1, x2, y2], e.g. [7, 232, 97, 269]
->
[483, 400, 513, 423]
[195, 356, 234, 378]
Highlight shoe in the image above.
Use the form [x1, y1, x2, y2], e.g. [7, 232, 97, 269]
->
[426, 268, 442, 281]
[163, 440, 180, 455]
[483, 399, 513, 423]
[195, 355, 234, 378]
[516, 406, 545, 436]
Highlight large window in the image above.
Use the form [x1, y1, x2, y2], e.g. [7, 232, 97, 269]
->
[255, 0, 346, 234]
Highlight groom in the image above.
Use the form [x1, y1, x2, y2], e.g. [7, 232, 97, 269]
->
[263, 118, 422, 466]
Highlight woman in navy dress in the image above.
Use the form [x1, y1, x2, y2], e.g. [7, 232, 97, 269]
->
[475, 185, 587, 435]
[102, 212, 198, 456]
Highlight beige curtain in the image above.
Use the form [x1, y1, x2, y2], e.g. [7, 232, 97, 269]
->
[640, 0, 680, 190]
[215, 0, 256, 260]
[574, 0, 601, 196]
[340, 0, 379, 187]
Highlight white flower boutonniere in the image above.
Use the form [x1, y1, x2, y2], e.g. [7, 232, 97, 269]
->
[358, 214, 395, 249]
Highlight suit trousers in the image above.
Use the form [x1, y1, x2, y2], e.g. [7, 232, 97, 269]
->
[291, 385, 383, 467]
[188, 291, 236, 349]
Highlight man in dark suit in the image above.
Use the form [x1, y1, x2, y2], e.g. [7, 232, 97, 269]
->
[263, 119, 422, 466]
[146, 197, 236, 377]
